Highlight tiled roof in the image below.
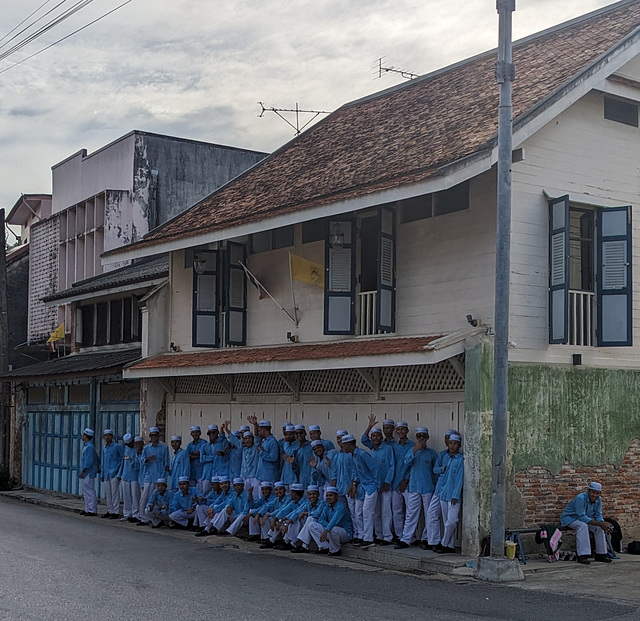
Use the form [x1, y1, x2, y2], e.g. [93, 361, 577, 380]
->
[105, 1, 640, 257]
[0, 348, 142, 381]
[126, 336, 442, 372]
[43, 255, 168, 303]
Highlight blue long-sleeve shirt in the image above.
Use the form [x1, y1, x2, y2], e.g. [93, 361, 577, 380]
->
[295, 442, 314, 488]
[439, 453, 463, 502]
[186, 438, 207, 481]
[257, 494, 289, 518]
[280, 440, 299, 484]
[287, 498, 326, 521]
[560, 491, 603, 527]
[256, 435, 280, 482]
[118, 445, 140, 482]
[433, 450, 453, 496]
[170, 487, 200, 512]
[404, 447, 438, 494]
[330, 451, 355, 497]
[147, 489, 174, 512]
[141, 442, 170, 484]
[228, 443, 243, 480]
[170, 448, 191, 489]
[200, 436, 230, 480]
[351, 447, 379, 497]
[391, 439, 415, 490]
[227, 433, 260, 479]
[100, 442, 123, 481]
[318, 501, 352, 538]
[311, 455, 332, 488]
[369, 443, 395, 490]
[80, 441, 99, 478]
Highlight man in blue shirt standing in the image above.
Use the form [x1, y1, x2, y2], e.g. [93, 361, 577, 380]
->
[248, 416, 280, 484]
[138, 427, 170, 525]
[169, 435, 190, 490]
[186, 425, 207, 491]
[100, 429, 124, 519]
[561, 481, 613, 564]
[79, 428, 99, 516]
[435, 433, 464, 554]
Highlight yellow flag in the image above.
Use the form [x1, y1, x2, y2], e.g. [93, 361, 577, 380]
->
[290, 253, 324, 288]
[47, 323, 65, 343]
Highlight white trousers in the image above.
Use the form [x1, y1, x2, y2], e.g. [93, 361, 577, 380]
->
[121, 481, 141, 518]
[374, 490, 393, 542]
[244, 477, 260, 500]
[347, 496, 361, 539]
[568, 520, 607, 557]
[195, 505, 211, 527]
[391, 490, 409, 537]
[82, 476, 97, 514]
[308, 522, 349, 553]
[103, 478, 120, 514]
[355, 490, 378, 543]
[146, 508, 170, 526]
[198, 479, 212, 495]
[401, 491, 433, 544]
[203, 509, 232, 532]
[139, 483, 155, 523]
[297, 517, 315, 547]
[169, 509, 194, 527]
[440, 500, 461, 549]
[426, 494, 443, 545]
[283, 519, 303, 544]
[227, 513, 260, 536]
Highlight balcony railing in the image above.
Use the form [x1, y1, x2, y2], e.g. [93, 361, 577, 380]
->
[569, 289, 595, 346]
[357, 290, 377, 336]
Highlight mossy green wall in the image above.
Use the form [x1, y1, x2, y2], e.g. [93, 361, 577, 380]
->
[509, 365, 640, 473]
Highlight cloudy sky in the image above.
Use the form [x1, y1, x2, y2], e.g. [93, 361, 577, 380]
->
[0, 0, 616, 221]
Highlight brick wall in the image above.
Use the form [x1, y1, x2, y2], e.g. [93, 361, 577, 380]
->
[28, 215, 59, 342]
[515, 438, 640, 531]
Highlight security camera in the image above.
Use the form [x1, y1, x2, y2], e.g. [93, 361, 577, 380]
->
[466, 314, 478, 327]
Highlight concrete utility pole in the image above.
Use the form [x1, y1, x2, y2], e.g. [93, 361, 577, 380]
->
[475, 0, 524, 583]
[0, 209, 9, 469]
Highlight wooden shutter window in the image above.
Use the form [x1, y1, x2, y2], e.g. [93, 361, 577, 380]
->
[548, 196, 570, 344]
[324, 219, 355, 335]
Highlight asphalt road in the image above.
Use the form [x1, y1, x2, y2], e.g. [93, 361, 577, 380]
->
[0, 497, 638, 621]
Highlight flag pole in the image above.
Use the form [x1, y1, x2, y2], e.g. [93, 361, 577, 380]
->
[239, 261, 298, 326]
[288, 252, 299, 326]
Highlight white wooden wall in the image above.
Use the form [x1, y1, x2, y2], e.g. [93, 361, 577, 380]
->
[511, 87, 640, 368]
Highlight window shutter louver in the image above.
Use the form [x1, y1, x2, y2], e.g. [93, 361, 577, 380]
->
[225, 242, 247, 346]
[324, 219, 355, 334]
[377, 206, 396, 332]
[548, 196, 570, 344]
[192, 250, 219, 347]
[597, 206, 632, 346]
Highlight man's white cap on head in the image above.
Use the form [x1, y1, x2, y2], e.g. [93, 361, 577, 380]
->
[178, 476, 190, 483]
[294, 424, 305, 431]
[243, 431, 253, 438]
[311, 440, 323, 447]
[171, 435, 181, 441]
[383, 419, 395, 426]
[83, 428, 94, 437]
[396, 421, 409, 429]
[588, 481, 602, 491]
[103, 429, 114, 435]
[134, 435, 144, 442]
[449, 433, 462, 443]
[149, 427, 160, 434]
[445, 428, 457, 436]
[123, 433, 133, 443]
[207, 424, 218, 432]
[415, 427, 429, 434]
[156, 478, 167, 484]
[190, 425, 201, 432]
[370, 427, 382, 434]
[309, 425, 321, 432]
[336, 429, 348, 436]
[258, 420, 271, 427]
[284, 424, 295, 432]
[240, 425, 250, 432]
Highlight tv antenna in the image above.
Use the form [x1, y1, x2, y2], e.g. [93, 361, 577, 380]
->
[375, 57, 419, 80]
[258, 102, 331, 136]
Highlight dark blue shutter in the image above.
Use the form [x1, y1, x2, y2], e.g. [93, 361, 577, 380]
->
[377, 206, 396, 332]
[225, 242, 247, 346]
[549, 196, 570, 344]
[192, 250, 218, 347]
[597, 206, 632, 346]
[324, 219, 355, 335]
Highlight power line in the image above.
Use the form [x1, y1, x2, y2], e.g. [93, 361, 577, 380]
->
[0, 0, 134, 75]
[0, 0, 58, 47]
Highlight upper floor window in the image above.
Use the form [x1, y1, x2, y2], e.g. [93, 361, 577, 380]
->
[549, 196, 632, 347]
[401, 180, 470, 224]
[250, 225, 294, 253]
[79, 295, 140, 347]
[604, 95, 638, 128]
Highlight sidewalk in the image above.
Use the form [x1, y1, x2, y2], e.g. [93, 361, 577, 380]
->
[3, 486, 640, 600]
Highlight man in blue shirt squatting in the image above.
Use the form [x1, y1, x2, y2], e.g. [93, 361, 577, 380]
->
[560, 481, 613, 565]
[228, 481, 274, 541]
[434, 433, 464, 554]
[341, 434, 379, 549]
[395, 426, 438, 548]
[146, 478, 174, 528]
[302, 486, 353, 556]
[186, 425, 207, 492]
[79, 428, 99, 516]
[100, 428, 124, 519]
[138, 427, 170, 525]
[169, 435, 190, 490]
[248, 416, 281, 485]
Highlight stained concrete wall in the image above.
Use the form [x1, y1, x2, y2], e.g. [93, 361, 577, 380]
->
[6, 250, 29, 369]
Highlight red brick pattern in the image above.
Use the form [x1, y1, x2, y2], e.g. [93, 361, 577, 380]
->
[515, 439, 640, 530]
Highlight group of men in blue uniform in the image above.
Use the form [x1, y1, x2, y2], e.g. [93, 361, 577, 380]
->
[79, 415, 464, 555]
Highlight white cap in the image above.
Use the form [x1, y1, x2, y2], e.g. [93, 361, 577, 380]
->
[211, 476, 220, 483]
[311, 440, 323, 447]
[290, 483, 304, 491]
[149, 427, 160, 434]
[103, 429, 114, 435]
[190, 425, 201, 432]
[134, 435, 144, 442]
[232, 430, 242, 437]
[178, 476, 190, 483]
[232, 477, 245, 485]
[415, 427, 429, 435]
[240, 425, 250, 432]
[83, 428, 94, 437]
[294, 424, 305, 431]
[445, 428, 457, 436]
[123, 433, 133, 443]
[284, 424, 295, 432]
[307, 485, 319, 492]
[449, 433, 462, 443]
[170, 435, 182, 441]
[309, 425, 321, 432]
[341, 434, 356, 443]
[325, 486, 339, 494]
[588, 481, 602, 491]
[219, 476, 231, 483]
[336, 429, 348, 436]
[274, 481, 286, 488]
[207, 424, 219, 432]
[261, 481, 273, 488]
[370, 427, 382, 434]
[396, 421, 408, 429]
[383, 419, 395, 427]
[156, 478, 167, 484]
[243, 431, 253, 438]
[258, 420, 271, 427]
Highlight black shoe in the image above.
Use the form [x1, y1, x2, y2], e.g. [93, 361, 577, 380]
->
[151, 523, 165, 529]
[410, 539, 422, 546]
[79, 511, 87, 516]
[217, 531, 229, 537]
[577, 555, 591, 565]
[328, 550, 342, 556]
[273, 541, 290, 550]
[195, 530, 211, 537]
[317, 548, 329, 554]
[434, 543, 444, 552]
[594, 554, 612, 563]
[360, 541, 375, 549]
[84, 512, 97, 517]
[420, 541, 433, 550]
[100, 512, 111, 519]
[378, 540, 392, 546]
[260, 541, 274, 549]
[441, 546, 457, 554]
[291, 545, 308, 554]
[351, 538, 362, 546]
[108, 513, 120, 520]
[246, 535, 260, 542]
[394, 541, 409, 549]
[136, 521, 150, 526]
